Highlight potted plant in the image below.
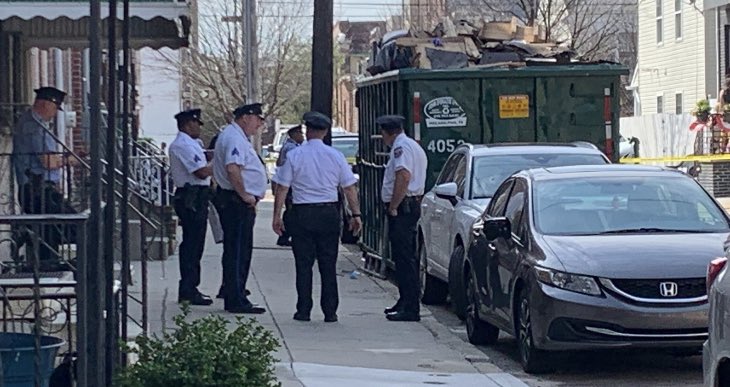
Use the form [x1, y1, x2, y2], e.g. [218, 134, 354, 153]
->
[117, 307, 281, 387]
[693, 99, 711, 123]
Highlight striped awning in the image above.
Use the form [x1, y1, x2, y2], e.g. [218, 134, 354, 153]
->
[0, 1, 191, 49]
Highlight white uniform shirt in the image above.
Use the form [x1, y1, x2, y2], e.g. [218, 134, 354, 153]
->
[212, 122, 268, 198]
[168, 131, 210, 188]
[273, 139, 357, 204]
[381, 133, 428, 203]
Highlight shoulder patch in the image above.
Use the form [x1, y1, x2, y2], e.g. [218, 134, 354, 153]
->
[231, 147, 239, 156]
[393, 146, 403, 158]
[193, 154, 201, 163]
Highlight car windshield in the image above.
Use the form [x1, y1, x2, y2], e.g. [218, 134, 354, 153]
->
[470, 153, 607, 199]
[332, 137, 358, 158]
[534, 175, 730, 235]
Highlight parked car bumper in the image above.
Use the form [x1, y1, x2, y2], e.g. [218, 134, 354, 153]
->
[703, 340, 715, 386]
[529, 281, 708, 351]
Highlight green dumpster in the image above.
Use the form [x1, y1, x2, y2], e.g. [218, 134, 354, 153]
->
[355, 63, 629, 268]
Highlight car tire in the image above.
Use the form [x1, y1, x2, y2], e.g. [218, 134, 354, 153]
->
[516, 285, 555, 374]
[448, 244, 467, 320]
[420, 242, 448, 305]
[465, 269, 499, 345]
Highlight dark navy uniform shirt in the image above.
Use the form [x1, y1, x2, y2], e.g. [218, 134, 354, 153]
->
[12, 110, 59, 185]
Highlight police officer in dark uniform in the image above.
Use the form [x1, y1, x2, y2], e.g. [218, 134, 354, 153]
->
[12, 87, 78, 269]
[378, 115, 428, 322]
[213, 103, 268, 314]
[168, 109, 214, 305]
[272, 111, 361, 323]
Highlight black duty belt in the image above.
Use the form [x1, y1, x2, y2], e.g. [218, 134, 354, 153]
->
[217, 188, 261, 202]
[293, 202, 338, 208]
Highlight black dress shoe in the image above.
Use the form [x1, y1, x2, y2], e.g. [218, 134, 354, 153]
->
[179, 294, 214, 306]
[384, 303, 401, 314]
[386, 311, 420, 322]
[226, 305, 266, 314]
[324, 314, 338, 323]
[293, 312, 311, 321]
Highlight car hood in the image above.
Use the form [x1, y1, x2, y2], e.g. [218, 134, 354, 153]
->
[540, 233, 729, 279]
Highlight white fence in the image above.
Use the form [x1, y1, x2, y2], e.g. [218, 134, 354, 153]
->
[619, 113, 697, 162]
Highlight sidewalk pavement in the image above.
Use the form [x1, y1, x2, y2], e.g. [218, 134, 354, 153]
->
[142, 200, 527, 387]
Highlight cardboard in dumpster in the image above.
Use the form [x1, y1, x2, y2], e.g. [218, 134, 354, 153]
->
[479, 17, 518, 41]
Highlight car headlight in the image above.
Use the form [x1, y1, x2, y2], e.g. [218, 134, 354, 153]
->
[534, 267, 602, 296]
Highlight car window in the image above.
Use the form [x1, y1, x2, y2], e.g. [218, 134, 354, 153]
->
[470, 153, 608, 199]
[332, 137, 358, 158]
[533, 175, 730, 235]
[454, 156, 467, 198]
[504, 179, 527, 240]
[487, 179, 514, 218]
[436, 153, 463, 185]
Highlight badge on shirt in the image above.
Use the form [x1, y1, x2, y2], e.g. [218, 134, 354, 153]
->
[193, 155, 201, 163]
[394, 146, 403, 158]
[232, 147, 240, 156]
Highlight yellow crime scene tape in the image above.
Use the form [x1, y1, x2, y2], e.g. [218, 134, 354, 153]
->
[620, 154, 730, 164]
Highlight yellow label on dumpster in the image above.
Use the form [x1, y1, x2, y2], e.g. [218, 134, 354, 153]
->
[499, 95, 530, 119]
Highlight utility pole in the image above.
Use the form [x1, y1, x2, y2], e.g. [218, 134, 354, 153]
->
[311, 0, 333, 145]
[243, 0, 261, 152]
[224, 2, 260, 150]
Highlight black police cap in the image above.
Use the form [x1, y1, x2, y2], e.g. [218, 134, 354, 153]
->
[233, 103, 264, 119]
[303, 111, 332, 130]
[287, 125, 303, 136]
[174, 108, 204, 125]
[34, 87, 67, 110]
[376, 115, 405, 131]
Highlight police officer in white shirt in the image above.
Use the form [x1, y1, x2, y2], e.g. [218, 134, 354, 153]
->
[168, 108, 214, 306]
[212, 103, 268, 314]
[379, 115, 428, 322]
[272, 111, 361, 323]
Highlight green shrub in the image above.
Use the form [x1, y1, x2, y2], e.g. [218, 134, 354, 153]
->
[116, 307, 281, 387]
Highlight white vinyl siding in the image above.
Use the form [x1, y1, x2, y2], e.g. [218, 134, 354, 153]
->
[637, 0, 706, 114]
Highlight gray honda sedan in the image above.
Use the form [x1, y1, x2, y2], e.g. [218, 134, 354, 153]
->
[465, 165, 730, 373]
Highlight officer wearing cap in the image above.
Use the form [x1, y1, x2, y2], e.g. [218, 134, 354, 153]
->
[378, 115, 428, 322]
[212, 103, 268, 314]
[272, 125, 304, 246]
[272, 111, 362, 323]
[169, 109, 214, 306]
[12, 86, 78, 268]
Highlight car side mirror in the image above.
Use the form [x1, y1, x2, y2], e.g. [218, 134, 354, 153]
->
[434, 182, 458, 205]
[484, 217, 511, 241]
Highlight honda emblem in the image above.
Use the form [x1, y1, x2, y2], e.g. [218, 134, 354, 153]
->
[659, 282, 678, 297]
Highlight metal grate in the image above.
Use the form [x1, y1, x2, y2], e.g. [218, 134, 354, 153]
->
[611, 278, 706, 299]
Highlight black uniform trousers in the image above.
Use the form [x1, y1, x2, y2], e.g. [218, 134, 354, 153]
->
[289, 203, 341, 316]
[387, 197, 421, 315]
[217, 188, 257, 310]
[18, 180, 78, 267]
[173, 187, 209, 299]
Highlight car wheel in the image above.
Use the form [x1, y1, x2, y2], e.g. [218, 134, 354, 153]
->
[420, 242, 448, 305]
[448, 244, 467, 320]
[516, 286, 554, 374]
[465, 269, 499, 345]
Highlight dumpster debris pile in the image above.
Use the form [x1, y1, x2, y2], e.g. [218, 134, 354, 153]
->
[366, 17, 593, 76]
